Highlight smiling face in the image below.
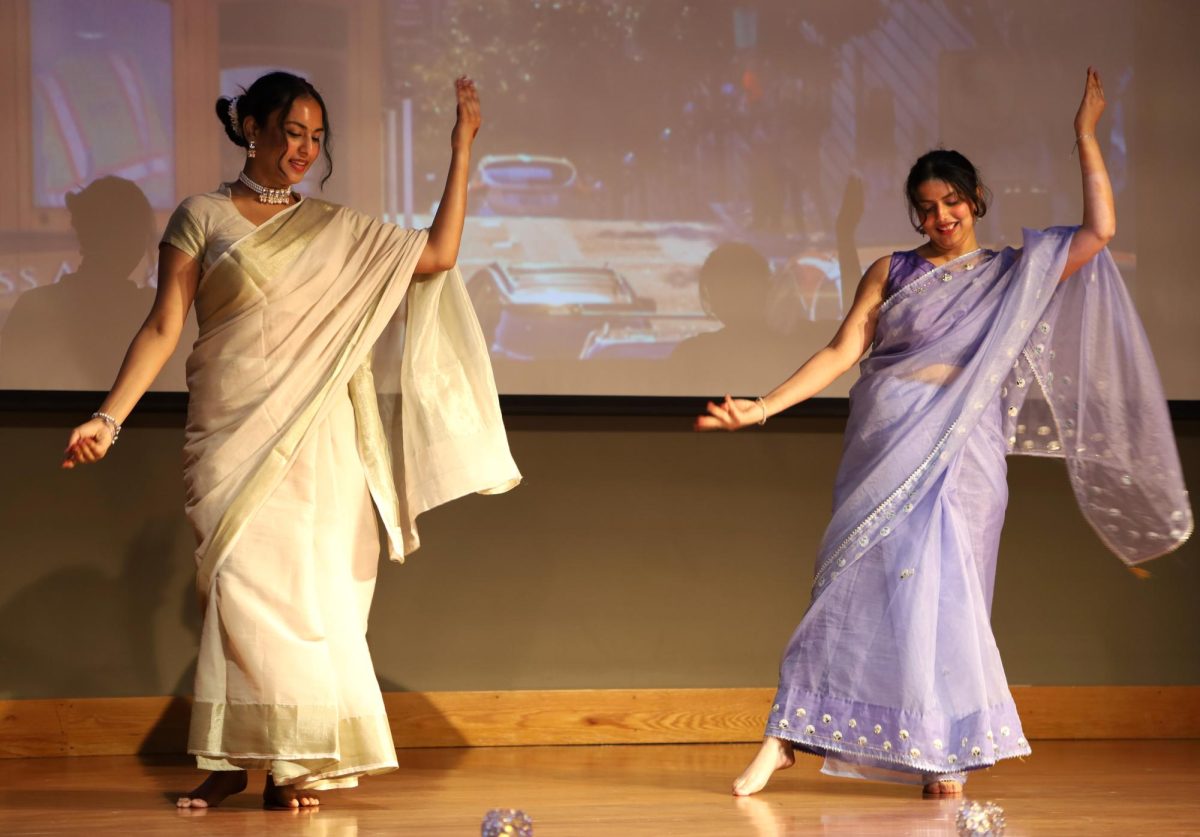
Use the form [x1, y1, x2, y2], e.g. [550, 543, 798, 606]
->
[244, 96, 325, 188]
[913, 179, 979, 254]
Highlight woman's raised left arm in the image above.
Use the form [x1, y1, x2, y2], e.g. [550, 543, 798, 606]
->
[1061, 66, 1115, 281]
[415, 76, 481, 274]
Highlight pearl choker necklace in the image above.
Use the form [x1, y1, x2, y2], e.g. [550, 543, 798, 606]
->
[238, 171, 293, 205]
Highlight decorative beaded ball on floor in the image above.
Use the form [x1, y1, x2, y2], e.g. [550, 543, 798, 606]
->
[956, 800, 1006, 836]
[482, 808, 533, 837]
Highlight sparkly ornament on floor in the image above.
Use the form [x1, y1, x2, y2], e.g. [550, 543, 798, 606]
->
[482, 808, 533, 837]
[956, 800, 1006, 836]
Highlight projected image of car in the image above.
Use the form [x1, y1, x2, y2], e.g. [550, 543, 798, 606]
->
[470, 154, 577, 217]
[466, 263, 655, 360]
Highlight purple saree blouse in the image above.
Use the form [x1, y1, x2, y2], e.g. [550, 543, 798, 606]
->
[765, 227, 1191, 784]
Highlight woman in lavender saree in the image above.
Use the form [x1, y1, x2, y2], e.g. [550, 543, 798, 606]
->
[63, 72, 519, 809]
[698, 69, 1190, 797]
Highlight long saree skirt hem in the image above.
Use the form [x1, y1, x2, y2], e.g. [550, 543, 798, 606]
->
[824, 759, 967, 787]
[190, 705, 398, 788]
[764, 396, 1025, 788]
[191, 758, 398, 790]
[188, 390, 395, 792]
[764, 691, 1030, 782]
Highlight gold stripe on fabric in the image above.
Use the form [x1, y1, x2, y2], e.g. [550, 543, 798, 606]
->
[189, 700, 338, 760]
[228, 199, 337, 293]
[190, 703, 397, 786]
[193, 200, 336, 328]
[194, 269, 389, 595]
[348, 362, 405, 561]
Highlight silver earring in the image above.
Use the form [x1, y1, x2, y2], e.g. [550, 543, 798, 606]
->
[247, 140, 256, 159]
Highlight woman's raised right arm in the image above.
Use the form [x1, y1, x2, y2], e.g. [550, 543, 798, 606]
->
[61, 245, 200, 467]
[695, 256, 889, 431]
[1060, 67, 1115, 282]
[414, 77, 481, 274]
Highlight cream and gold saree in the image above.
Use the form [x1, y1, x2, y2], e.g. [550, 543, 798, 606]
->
[161, 188, 519, 789]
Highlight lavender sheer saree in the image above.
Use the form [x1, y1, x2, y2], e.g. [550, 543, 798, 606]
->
[765, 227, 1191, 785]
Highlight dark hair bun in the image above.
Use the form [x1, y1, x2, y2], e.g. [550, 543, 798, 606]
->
[215, 96, 247, 148]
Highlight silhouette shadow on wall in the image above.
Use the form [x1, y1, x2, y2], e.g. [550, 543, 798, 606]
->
[0, 175, 194, 389]
[665, 174, 864, 397]
[667, 241, 793, 388]
[0, 512, 189, 700]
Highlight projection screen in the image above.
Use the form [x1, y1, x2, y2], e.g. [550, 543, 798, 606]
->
[0, 0, 1196, 400]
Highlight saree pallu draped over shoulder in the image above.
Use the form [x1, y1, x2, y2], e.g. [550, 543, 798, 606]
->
[180, 197, 520, 789]
[765, 227, 1190, 785]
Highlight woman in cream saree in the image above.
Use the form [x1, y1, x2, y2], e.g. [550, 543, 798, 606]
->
[64, 72, 519, 809]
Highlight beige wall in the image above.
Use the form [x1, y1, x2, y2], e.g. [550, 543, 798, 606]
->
[0, 411, 1195, 700]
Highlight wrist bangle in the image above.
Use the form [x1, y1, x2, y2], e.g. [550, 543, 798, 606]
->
[91, 411, 122, 445]
[1071, 133, 1096, 157]
[755, 397, 768, 426]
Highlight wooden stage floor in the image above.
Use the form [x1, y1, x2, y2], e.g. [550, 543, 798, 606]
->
[0, 740, 1197, 835]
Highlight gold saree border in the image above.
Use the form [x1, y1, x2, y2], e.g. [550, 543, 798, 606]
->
[192, 199, 334, 329]
[189, 701, 397, 788]
[195, 288, 383, 594]
[348, 362, 406, 560]
[193, 216, 425, 596]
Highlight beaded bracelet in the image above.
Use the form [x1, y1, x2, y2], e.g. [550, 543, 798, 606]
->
[755, 397, 768, 426]
[91, 411, 122, 445]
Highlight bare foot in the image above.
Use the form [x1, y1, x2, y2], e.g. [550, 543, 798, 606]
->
[176, 771, 248, 808]
[922, 779, 963, 798]
[732, 737, 795, 796]
[263, 774, 321, 810]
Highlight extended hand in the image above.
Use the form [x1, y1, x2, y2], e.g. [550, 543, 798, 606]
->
[1074, 66, 1105, 137]
[451, 76, 481, 150]
[61, 418, 112, 469]
[694, 395, 762, 431]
